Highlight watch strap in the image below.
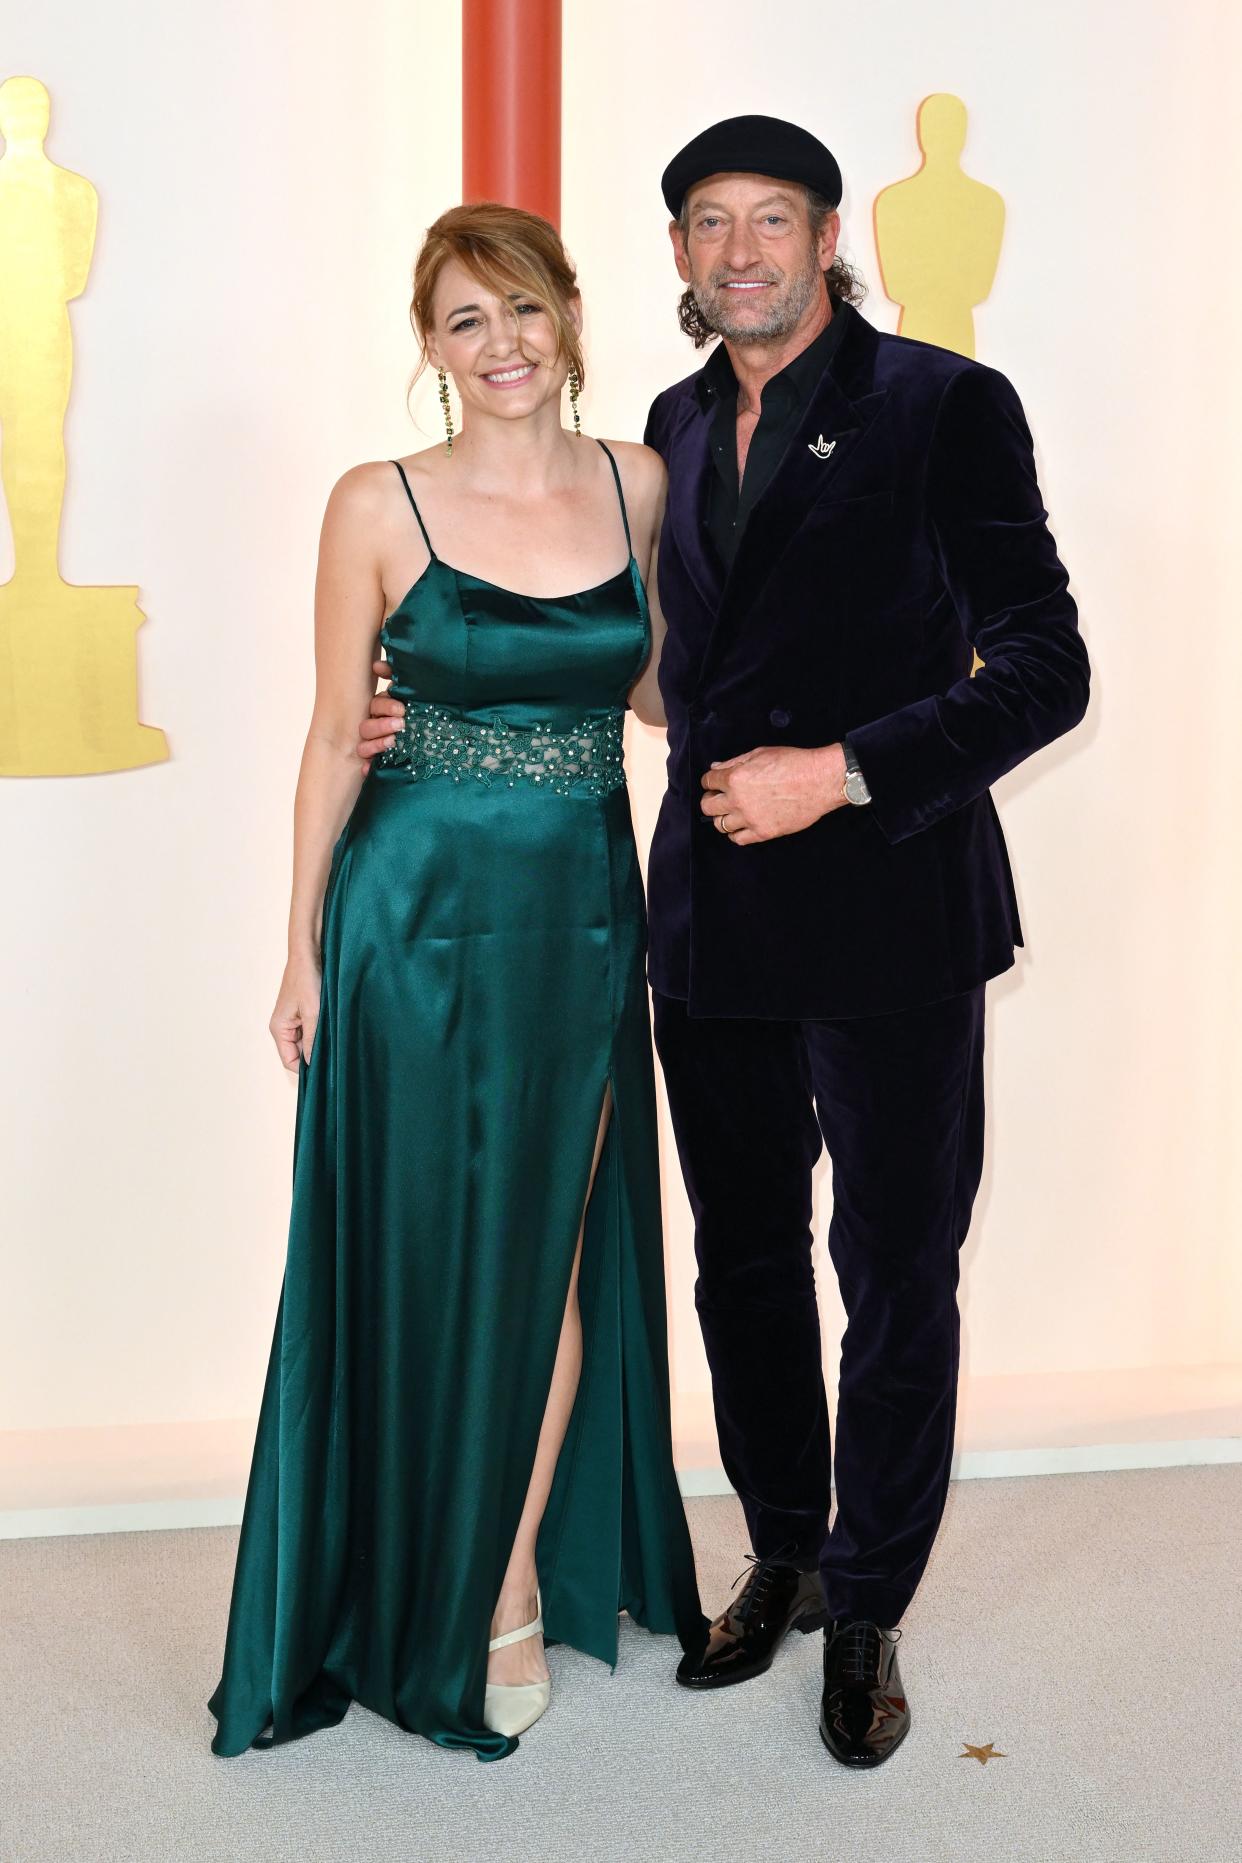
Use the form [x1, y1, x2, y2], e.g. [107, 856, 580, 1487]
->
[841, 737, 871, 806]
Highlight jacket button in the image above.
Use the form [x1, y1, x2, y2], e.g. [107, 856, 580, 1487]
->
[769, 708, 792, 728]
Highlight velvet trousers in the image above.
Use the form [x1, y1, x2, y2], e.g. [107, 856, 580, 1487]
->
[652, 986, 986, 1627]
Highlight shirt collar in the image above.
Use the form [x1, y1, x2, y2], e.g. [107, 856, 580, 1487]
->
[694, 299, 848, 414]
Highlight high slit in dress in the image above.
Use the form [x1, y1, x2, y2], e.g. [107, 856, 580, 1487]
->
[207, 442, 705, 1760]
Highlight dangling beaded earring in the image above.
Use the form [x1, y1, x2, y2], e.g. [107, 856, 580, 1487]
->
[438, 366, 454, 456]
[568, 366, 582, 437]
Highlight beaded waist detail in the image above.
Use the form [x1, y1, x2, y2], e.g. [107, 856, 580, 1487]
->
[376, 700, 627, 798]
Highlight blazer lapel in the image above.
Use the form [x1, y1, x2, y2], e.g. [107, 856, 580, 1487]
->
[695, 310, 890, 687]
[663, 399, 726, 624]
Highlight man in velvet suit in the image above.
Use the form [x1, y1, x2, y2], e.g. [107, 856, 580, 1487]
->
[643, 115, 1089, 1767]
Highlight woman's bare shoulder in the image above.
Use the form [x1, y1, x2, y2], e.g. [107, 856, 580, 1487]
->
[597, 437, 667, 483]
[326, 460, 394, 515]
[322, 450, 436, 543]
[596, 439, 667, 523]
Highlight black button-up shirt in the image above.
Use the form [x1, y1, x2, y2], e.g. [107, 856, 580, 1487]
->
[696, 303, 848, 575]
[656, 305, 857, 1004]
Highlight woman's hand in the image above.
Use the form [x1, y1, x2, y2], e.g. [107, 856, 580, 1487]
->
[627, 454, 668, 728]
[270, 952, 323, 1071]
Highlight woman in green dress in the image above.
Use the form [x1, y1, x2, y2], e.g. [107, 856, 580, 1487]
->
[207, 203, 705, 1763]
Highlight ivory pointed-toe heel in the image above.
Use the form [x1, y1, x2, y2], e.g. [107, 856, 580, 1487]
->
[483, 1600, 551, 1737]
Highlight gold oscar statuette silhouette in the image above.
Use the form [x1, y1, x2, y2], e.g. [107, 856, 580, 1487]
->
[875, 93, 1004, 674]
[0, 75, 167, 776]
[873, 93, 1005, 361]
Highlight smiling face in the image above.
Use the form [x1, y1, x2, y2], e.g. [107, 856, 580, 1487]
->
[426, 257, 580, 431]
[671, 172, 839, 346]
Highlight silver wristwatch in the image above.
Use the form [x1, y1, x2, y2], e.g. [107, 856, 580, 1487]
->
[842, 740, 872, 807]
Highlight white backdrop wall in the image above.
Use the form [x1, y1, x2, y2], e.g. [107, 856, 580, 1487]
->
[2, 1, 1239, 1452]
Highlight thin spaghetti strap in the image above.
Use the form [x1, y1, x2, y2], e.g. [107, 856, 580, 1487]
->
[390, 460, 436, 557]
[594, 440, 633, 556]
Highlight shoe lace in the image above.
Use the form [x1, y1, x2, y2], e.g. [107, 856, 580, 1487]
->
[827, 1619, 901, 1683]
[730, 1552, 785, 1621]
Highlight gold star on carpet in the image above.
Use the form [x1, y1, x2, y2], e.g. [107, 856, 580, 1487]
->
[959, 1741, 1007, 1764]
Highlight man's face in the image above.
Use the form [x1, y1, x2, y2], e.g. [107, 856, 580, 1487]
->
[669, 172, 838, 345]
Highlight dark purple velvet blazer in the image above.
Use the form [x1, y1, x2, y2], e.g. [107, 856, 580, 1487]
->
[642, 301, 1090, 1021]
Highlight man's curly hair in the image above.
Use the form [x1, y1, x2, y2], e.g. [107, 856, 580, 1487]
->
[675, 185, 867, 348]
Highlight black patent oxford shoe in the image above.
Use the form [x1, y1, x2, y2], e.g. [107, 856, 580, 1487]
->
[818, 1619, 911, 1767]
[676, 1554, 827, 1690]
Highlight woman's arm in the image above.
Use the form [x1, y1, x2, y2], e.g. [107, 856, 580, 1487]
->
[627, 451, 668, 730]
[271, 466, 388, 1070]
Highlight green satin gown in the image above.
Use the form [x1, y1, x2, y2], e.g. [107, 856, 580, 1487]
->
[208, 443, 705, 1761]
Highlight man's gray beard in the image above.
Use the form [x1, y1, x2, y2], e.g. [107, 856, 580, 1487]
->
[691, 250, 823, 344]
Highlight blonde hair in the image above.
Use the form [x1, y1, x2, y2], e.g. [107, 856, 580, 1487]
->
[410, 202, 586, 392]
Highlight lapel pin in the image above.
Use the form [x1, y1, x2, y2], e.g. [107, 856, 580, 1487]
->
[808, 435, 836, 460]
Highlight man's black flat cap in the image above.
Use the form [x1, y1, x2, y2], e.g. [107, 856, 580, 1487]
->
[661, 114, 842, 218]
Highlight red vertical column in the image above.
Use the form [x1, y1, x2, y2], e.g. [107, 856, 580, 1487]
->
[462, 0, 562, 227]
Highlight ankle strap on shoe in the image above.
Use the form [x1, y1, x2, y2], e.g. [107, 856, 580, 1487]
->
[488, 1613, 544, 1653]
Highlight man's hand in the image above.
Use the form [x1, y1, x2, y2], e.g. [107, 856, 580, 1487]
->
[700, 743, 848, 846]
[358, 656, 405, 765]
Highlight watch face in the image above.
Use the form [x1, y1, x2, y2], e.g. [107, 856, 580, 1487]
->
[846, 771, 871, 806]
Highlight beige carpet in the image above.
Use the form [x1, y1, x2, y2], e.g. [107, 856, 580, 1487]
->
[2, 1466, 1240, 1863]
